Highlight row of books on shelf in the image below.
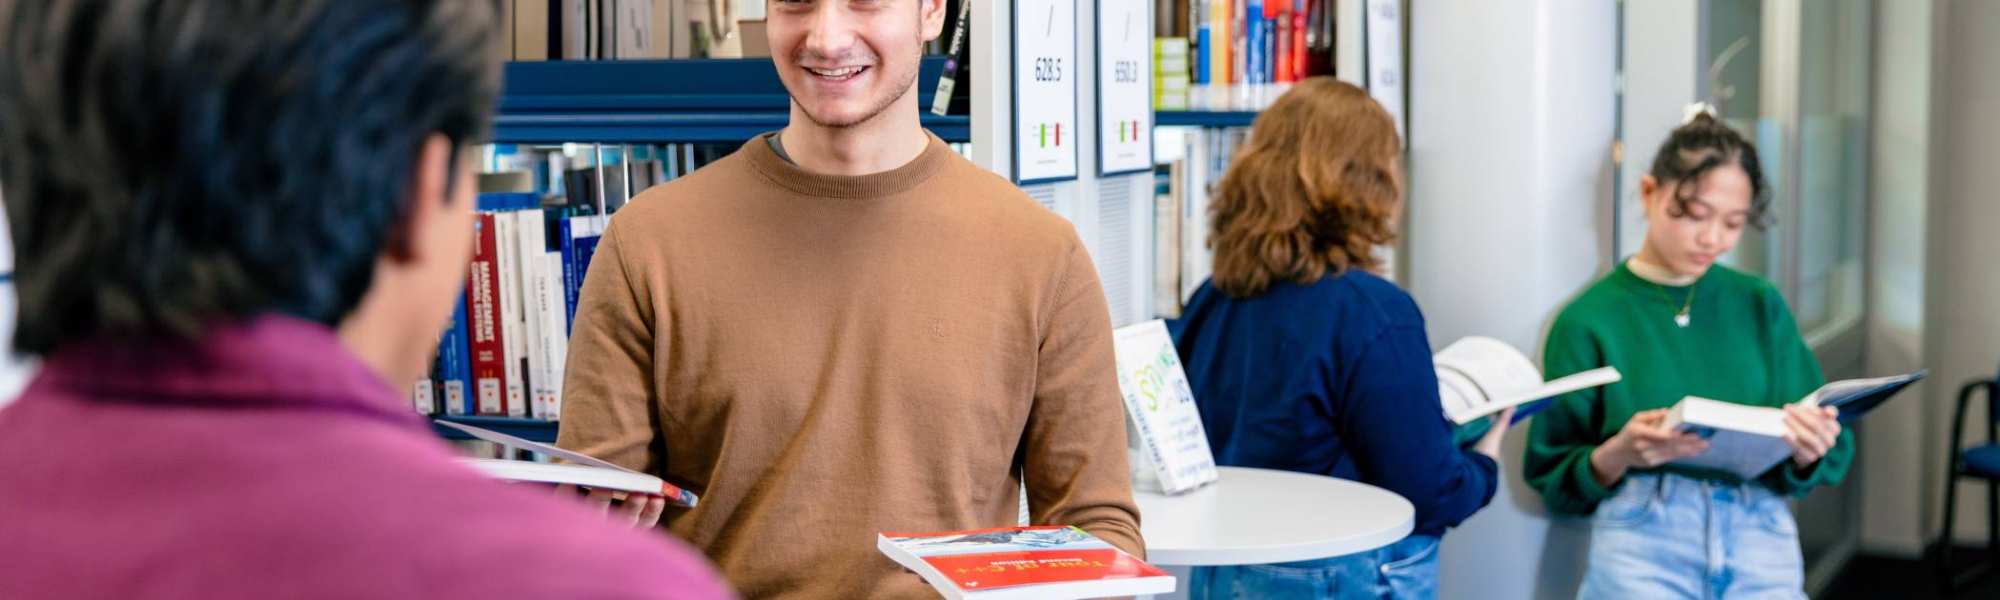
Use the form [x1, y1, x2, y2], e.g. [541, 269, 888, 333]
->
[498, 0, 760, 61]
[412, 143, 736, 420]
[498, 0, 970, 63]
[1151, 127, 1249, 317]
[412, 193, 605, 421]
[1154, 0, 1338, 111]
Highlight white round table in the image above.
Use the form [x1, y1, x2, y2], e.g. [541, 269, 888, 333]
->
[1135, 466, 1415, 566]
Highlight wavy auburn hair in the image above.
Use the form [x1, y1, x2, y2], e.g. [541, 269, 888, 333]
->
[1208, 77, 1402, 298]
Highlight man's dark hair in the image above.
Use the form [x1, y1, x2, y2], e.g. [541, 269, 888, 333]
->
[0, 0, 503, 354]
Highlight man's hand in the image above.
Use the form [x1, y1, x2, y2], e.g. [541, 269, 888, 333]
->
[554, 484, 668, 528]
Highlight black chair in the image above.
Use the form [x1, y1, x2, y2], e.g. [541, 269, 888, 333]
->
[1939, 367, 2000, 593]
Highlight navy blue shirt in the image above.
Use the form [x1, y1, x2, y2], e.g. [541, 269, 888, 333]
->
[1170, 270, 1498, 536]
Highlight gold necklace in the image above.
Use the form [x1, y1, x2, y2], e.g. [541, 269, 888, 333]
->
[1654, 283, 1697, 328]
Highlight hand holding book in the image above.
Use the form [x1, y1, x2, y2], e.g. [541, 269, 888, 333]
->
[1779, 403, 1841, 468]
[1468, 406, 1516, 461]
[555, 484, 669, 529]
[1588, 409, 1710, 488]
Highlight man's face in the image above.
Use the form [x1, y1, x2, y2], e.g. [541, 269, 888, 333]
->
[767, 0, 946, 129]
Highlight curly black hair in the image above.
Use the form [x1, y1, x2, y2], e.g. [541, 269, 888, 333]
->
[0, 0, 503, 354]
[1647, 112, 1771, 229]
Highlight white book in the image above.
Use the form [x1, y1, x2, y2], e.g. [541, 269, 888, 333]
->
[1112, 320, 1217, 495]
[543, 252, 570, 421]
[515, 208, 550, 420]
[1178, 130, 1211, 303]
[1662, 371, 1925, 479]
[436, 420, 697, 506]
[560, 0, 590, 59]
[1433, 336, 1622, 425]
[495, 213, 527, 418]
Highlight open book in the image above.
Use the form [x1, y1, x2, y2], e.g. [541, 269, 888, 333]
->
[878, 526, 1174, 599]
[436, 420, 698, 507]
[1435, 337, 1623, 426]
[1661, 370, 1927, 479]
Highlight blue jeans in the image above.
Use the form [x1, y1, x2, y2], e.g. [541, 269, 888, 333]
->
[1581, 472, 1806, 599]
[1188, 534, 1440, 600]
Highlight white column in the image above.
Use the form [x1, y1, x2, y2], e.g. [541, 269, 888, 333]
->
[1858, 0, 1935, 558]
[1614, 1, 1702, 261]
[1408, 1, 1616, 598]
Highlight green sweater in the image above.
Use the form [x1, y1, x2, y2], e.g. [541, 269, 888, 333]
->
[1523, 263, 1854, 516]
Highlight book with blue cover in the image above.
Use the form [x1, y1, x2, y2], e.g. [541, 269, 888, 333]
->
[1662, 370, 1927, 479]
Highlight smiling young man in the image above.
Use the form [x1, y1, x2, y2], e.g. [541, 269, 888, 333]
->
[555, 0, 1144, 597]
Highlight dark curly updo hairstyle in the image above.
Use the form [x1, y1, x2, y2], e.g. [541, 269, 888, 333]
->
[1648, 112, 1771, 228]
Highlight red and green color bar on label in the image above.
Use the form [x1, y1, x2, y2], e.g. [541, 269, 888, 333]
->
[1038, 123, 1063, 148]
[1115, 120, 1143, 142]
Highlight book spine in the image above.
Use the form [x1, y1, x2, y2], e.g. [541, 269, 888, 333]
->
[514, 0, 550, 60]
[1247, 0, 1265, 93]
[559, 216, 581, 337]
[515, 206, 549, 421]
[1291, 0, 1307, 79]
[931, 0, 973, 116]
[442, 293, 472, 416]
[1212, 0, 1230, 89]
[1193, 0, 1209, 85]
[495, 209, 527, 418]
[1232, 0, 1245, 92]
[467, 213, 507, 416]
[540, 252, 569, 421]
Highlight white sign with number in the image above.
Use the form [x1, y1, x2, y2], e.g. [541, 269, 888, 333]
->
[1096, 0, 1154, 175]
[1013, 0, 1079, 183]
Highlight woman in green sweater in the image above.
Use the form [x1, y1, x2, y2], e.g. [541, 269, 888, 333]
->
[1523, 110, 1851, 599]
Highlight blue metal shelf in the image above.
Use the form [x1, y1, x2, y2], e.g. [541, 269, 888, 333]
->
[1154, 110, 1260, 128]
[432, 415, 558, 444]
[494, 57, 969, 144]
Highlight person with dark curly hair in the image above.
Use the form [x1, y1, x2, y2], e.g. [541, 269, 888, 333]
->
[1523, 109, 1848, 599]
[0, 1, 730, 598]
[1172, 78, 1512, 599]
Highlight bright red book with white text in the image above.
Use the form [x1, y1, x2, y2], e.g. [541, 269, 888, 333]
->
[876, 526, 1173, 600]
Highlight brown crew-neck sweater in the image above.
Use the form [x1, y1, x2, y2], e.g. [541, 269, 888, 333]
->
[558, 131, 1144, 599]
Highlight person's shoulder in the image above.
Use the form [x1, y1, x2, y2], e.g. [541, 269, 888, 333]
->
[1705, 264, 1785, 303]
[1319, 269, 1423, 328]
[1551, 269, 1630, 329]
[605, 145, 758, 227]
[265, 428, 731, 598]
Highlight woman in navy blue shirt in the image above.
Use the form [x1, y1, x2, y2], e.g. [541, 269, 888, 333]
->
[1174, 78, 1513, 600]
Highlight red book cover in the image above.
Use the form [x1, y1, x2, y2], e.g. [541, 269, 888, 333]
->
[465, 213, 508, 416]
[1274, 2, 1292, 83]
[1291, 0, 1307, 79]
[879, 526, 1171, 597]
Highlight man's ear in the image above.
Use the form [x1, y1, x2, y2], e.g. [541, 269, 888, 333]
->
[386, 135, 456, 263]
[921, 0, 950, 43]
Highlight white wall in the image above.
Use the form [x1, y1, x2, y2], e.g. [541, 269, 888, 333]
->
[1926, 0, 2000, 546]
[1857, 0, 1934, 557]
[1615, 1, 1702, 260]
[1408, 2, 1616, 598]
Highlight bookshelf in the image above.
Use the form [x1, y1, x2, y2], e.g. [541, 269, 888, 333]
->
[493, 57, 970, 144]
[1154, 110, 1259, 128]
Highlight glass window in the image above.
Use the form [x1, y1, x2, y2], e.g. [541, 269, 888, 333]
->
[1792, 0, 1869, 334]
